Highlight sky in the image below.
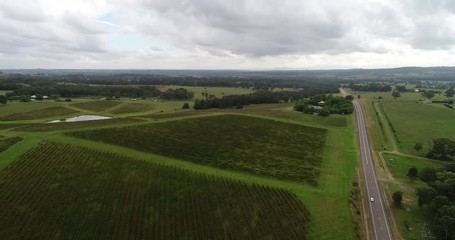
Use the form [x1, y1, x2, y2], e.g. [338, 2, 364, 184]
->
[1, 0, 455, 69]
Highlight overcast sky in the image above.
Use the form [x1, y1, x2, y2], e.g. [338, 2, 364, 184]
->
[1, 0, 455, 69]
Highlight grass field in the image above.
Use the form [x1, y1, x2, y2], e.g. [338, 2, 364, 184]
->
[160, 85, 253, 98]
[384, 153, 446, 181]
[110, 102, 156, 114]
[68, 114, 328, 185]
[354, 91, 447, 102]
[0, 106, 78, 121]
[0, 101, 68, 117]
[70, 100, 122, 112]
[0, 141, 310, 239]
[380, 102, 455, 154]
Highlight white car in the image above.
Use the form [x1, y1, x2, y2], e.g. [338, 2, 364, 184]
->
[370, 197, 375, 202]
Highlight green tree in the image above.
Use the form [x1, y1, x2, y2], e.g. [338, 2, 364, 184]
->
[445, 87, 454, 98]
[435, 205, 455, 239]
[0, 95, 7, 105]
[431, 195, 449, 211]
[430, 138, 455, 159]
[395, 85, 407, 92]
[407, 166, 418, 181]
[20, 95, 30, 102]
[182, 103, 190, 109]
[419, 167, 438, 182]
[417, 187, 437, 207]
[392, 191, 403, 207]
[422, 90, 435, 99]
[345, 95, 354, 101]
[392, 91, 401, 100]
[414, 143, 423, 153]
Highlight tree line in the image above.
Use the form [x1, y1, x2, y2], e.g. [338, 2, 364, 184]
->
[0, 73, 340, 91]
[348, 83, 392, 92]
[406, 164, 455, 239]
[2, 84, 196, 102]
[193, 87, 339, 110]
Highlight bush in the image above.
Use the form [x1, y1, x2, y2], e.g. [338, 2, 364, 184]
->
[318, 109, 330, 116]
[182, 103, 190, 109]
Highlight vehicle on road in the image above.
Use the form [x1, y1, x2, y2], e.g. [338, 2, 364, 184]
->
[370, 197, 374, 202]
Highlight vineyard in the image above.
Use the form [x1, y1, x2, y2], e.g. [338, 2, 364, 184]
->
[68, 114, 327, 185]
[0, 136, 23, 152]
[139, 110, 212, 119]
[0, 141, 310, 239]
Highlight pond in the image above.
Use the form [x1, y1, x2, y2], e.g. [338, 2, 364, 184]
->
[49, 115, 112, 123]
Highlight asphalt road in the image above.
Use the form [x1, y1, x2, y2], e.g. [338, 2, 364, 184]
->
[353, 100, 393, 240]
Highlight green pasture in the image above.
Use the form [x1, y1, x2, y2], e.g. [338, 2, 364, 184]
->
[160, 85, 253, 98]
[70, 100, 122, 112]
[109, 102, 156, 114]
[355, 90, 448, 102]
[384, 153, 445, 182]
[356, 91, 422, 101]
[381, 102, 455, 154]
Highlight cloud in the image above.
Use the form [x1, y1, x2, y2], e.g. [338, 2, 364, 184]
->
[1, 0, 455, 69]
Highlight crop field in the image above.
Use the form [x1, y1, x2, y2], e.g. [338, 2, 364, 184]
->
[0, 107, 78, 121]
[0, 141, 310, 239]
[68, 114, 327, 185]
[70, 100, 122, 112]
[110, 103, 156, 114]
[380, 102, 455, 153]
[0, 136, 23, 152]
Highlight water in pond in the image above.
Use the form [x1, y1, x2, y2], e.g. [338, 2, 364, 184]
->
[49, 115, 112, 123]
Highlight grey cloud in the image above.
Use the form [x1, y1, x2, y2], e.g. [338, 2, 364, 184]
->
[131, 0, 455, 56]
[135, 0, 352, 56]
[410, 17, 455, 50]
[0, 2, 47, 22]
[63, 13, 106, 35]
